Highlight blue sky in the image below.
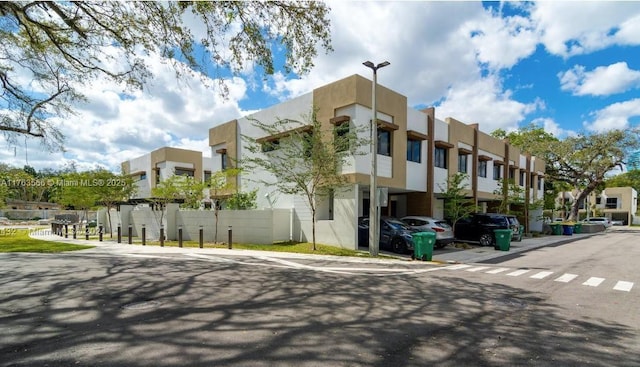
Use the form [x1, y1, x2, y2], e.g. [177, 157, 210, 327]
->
[2, 1, 640, 172]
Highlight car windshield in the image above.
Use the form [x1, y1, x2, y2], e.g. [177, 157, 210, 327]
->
[386, 219, 409, 230]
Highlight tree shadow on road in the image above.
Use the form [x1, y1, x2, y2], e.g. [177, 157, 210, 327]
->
[0, 252, 637, 367]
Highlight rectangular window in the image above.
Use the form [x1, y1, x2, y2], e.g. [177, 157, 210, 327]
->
[378, 129, 391, 156]
[606, 197, 618, 209]
[261, 139, 280, 152]
[221, 152, 227, 170]
[407, 139, 421, 163]
[537, 177, 542, 190]
[139, 172, 147, 181]
[435, 147, 447, 168]
[596, 197, 602, 205]
[458, 154, 468, 173]
[204, 171, 211, 187]
[334, 123, 350, 152]
[493, 165, 501, 180]
[478, 161, 487, 178]
[519, 171, 525, 186]
[175, 168, 194, 177]
[530, 174, 535, 188]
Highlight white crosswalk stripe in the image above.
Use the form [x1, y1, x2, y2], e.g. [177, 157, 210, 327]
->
[486, 267, 510, 274]
[466, 266, 491, 272]
[555, 273, 578, 283]
[530, 271, 554, 279]
[446, 264, 472, 270]
[507, 269, 530, 276]
[613, 281, 634, 292]
[583, 277, 605, 287]
[444, 265, 635, 292]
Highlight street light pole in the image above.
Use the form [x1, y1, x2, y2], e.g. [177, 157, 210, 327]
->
[363, 60, 390, 256]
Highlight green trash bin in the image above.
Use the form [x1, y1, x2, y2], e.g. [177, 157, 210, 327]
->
[550, 223, 562, 235]
[493, 229, 512, 251]
[412, 232, 436, 261]
[574, 222, 582, 234]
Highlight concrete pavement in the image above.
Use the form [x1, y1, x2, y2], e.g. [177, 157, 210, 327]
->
[26, 226, 615, 266]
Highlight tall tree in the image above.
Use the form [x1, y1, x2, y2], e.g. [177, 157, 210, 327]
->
[0, 1, 332, 149]
[242, 109, 367, 250]
[496, 126, 640, 221]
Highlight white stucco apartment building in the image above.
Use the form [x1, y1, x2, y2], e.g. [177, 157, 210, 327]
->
[204, 74, 546, 249]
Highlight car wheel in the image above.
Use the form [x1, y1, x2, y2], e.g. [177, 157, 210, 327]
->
[479, 233, 494, 247]
[392, 238, 407, 254]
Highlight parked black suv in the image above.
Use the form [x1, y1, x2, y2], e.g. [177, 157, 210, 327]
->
[454, 213, 521, 246]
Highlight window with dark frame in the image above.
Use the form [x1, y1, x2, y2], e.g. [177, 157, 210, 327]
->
[493, 165, 501, 180]
[334, 123, 350, 152]
[519, 171, 525, 186]
[221, 152, 228, 170]
[478, 160, 487, 177]
[458, 154, 468, 173]
[435, 147, 447, 168]
[174, 168, 194, 177]
[407, 139, 421, 163]
[378, 129, 391, 156]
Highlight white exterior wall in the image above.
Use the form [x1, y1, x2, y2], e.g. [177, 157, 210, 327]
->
[312, 186, 359, 249]
[477, 150, 502, 195]
[458, 142, 473, 189]
[433, 118, 449, 194]
[236, 93, 314, 211]
[406, 108, 428, 191]
[128, 154, 152, 198]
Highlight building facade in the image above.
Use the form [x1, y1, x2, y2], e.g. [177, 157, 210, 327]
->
[208, 74, 546, 249]
[122, 147, 213, 199]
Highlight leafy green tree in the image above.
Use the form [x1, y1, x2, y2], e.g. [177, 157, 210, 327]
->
[0, 1, 332, 149]
[93, 169, 136, 238]
[493, 125, 640, 222]
[439, 173, 478, 234]
[207, 168, 241, 243]
[605, 169, 640, 194]
[493, 178, 526, 215]
[242, 109, 367, 250]
[150, 174, 185, 229]
[52, 171, 99, 228]
[226, 190, 258, 210]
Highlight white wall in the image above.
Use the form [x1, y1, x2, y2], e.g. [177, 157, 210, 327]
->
[405, 108, 428, 191]
[128, 154, 152, 198]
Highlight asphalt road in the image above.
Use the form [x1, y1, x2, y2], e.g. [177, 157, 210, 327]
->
[1, 230, 639, 366]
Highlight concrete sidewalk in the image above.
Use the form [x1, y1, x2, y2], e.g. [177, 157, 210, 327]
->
[27, 227, 611, 266]
[432, 231, 603, 264]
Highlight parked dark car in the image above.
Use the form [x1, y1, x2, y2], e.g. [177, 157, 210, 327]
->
[358, 216, 416, 254]
[454, 213, 521, 246]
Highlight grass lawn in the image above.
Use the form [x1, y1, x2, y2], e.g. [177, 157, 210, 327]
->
[0, 228, 94, 253]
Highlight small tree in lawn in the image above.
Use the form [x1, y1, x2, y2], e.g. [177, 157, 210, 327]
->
[150, 174, 185, 231]
[207, 168, 241, 243]
[242, 108, 367, 250]
[493, 178, 526, 215]
[52, 171, 99, 229]
[93, 169, 136, 237]
[439, 173, 478, 234]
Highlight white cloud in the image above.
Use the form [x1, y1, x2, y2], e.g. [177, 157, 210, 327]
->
[531, 2, 640, 57]
[559, 62, 640, 96]
[464, 8, 538, 69]
[434, 75, 539, 133]
[529, 117, 571, 138]
[584, 98, 640, 132]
